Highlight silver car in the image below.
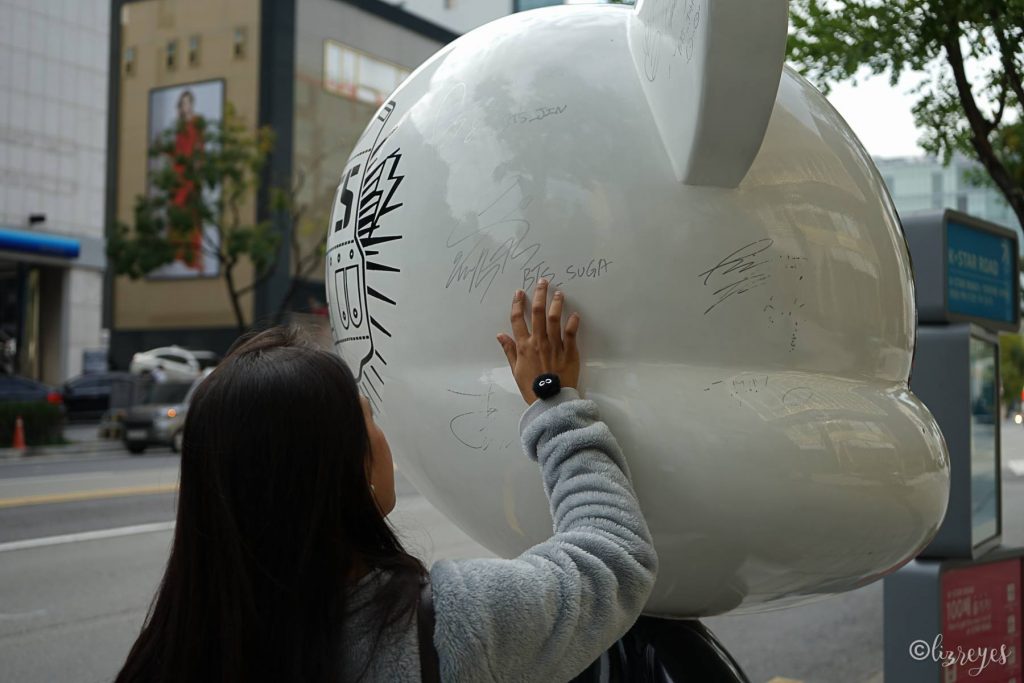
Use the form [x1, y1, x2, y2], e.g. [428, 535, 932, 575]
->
[121, 370, 212, 455]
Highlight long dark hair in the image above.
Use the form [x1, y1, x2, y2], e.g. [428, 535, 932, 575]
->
[116, 327, 425, 682]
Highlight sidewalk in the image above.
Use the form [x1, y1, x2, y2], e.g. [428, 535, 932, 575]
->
[0, 422, 125, 460]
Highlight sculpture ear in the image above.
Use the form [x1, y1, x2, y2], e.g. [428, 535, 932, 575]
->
[628, 0, 789, 188]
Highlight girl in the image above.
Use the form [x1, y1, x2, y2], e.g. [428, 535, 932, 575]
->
[116, 279, 657, 682]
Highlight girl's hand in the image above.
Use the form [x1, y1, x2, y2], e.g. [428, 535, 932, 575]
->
[496, 279, 581, 405]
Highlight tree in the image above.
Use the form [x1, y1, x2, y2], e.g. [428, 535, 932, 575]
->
[268, 163, 332, 324]
[1001, 332, 1024, 415]
[108, 105, 278, 332]
[108, 105, 328, 332]
[787, 0, 1024, 229]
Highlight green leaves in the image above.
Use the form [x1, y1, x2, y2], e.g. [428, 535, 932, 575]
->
[1001, 333, 1024, 410]
[224, 222, 279, 276]
[788, 0, 946, 90]
[788, 0, 1024, 227]
[106, 103, 284, 329]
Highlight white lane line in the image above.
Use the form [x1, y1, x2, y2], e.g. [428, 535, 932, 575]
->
[0, 521, 175, 553]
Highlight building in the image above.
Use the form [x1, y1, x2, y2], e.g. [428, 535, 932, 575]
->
[516, 0, 632, 9]
[0, 0, 110, 384]
[106, 0, 459, 368]
[875, 154, 1023, 247]
[105, 0, 652, 369]
[378, 0, 510, 33]
[377, 0, 630, 30]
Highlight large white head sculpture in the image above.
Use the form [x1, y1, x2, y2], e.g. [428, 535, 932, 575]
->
[325, 0, 950, 617]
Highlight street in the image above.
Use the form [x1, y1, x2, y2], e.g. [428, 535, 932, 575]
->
[1, 426, 1022, 683]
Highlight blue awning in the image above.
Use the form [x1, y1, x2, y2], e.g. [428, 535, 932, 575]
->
[0, 228, 80, 259]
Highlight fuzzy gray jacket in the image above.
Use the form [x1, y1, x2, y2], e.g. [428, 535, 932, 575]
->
[341, 389, 659, 682]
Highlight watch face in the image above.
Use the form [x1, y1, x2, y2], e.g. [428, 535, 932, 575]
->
[534, 375, 559, 397]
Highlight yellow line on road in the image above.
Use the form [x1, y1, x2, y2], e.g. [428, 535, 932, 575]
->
[0, 484, 178, 509]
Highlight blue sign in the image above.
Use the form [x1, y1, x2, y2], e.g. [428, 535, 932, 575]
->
[946, 221, 1016, 325]
[0, 227, 80, 259]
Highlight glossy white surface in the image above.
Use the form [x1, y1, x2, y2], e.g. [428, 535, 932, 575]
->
[325, 2, 950, 617]
[630, 0, 789, 186]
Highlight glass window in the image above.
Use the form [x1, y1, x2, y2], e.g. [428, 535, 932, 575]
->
[188, 35, 200, 66]
[166, 40, 177, 69]
[969, 337, 999, 548]
[124, 46, 135, 76]
[323, 41, 410, 106]
[234, 27, 246, 58]
[515, 0, 564, 9]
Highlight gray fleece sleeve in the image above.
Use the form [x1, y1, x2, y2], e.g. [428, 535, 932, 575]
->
[429, 388, 658, 682]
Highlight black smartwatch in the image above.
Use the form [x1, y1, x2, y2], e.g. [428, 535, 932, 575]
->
[532, 373, 561, 400]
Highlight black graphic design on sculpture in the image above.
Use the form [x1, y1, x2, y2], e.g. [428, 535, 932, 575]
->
[327, 100, 403, 408]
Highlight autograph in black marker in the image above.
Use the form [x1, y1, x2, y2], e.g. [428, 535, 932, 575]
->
[697, 238, 774, 315]
[445, 177, 563, 301]
[447, 385, 512, 452]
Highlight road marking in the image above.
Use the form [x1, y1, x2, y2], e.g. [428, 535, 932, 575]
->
[0, 521, 175, 553]
[0, 483, 178, 509]
[0, 470, 155, 486]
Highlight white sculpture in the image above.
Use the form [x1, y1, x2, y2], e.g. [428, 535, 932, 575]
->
[325, 0, 950, 617]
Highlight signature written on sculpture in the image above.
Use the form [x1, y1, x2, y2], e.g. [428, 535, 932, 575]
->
[522, 258, 613, 290]
[445, 178, 551, 300]
[639, 0, 701, 81]
[698, 239, 808, 351]
[697, 238, 775, 314]
[446, 178, 612, 301]
[446, 385, 513, 452]
[503, 105, 568, 129]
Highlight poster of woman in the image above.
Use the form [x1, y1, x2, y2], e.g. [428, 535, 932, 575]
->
[147, 80, 224, 278]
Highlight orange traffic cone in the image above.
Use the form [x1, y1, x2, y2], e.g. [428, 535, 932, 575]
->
[11, 416, 26, 450]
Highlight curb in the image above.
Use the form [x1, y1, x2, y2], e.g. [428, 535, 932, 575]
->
[0, 440, 126, 460]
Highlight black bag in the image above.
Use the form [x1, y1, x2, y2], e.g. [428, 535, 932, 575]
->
[417, 580, 440, 683]
[571, 617, 750, 683]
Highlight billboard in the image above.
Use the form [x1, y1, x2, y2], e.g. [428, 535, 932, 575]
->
[147, 79, 225, 278]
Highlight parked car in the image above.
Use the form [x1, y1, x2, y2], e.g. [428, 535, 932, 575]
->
[0, 375, 63, 405]
[98, 374, 152, 440]
[61, 371, 133, 421]
[129, 346, 220, 382]
[121, 370, 212, 454]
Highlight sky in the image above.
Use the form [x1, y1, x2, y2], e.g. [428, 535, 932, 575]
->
[563, 0, 933, 159]
[823, 72, 927, 159]
[563, 1, 956, 159]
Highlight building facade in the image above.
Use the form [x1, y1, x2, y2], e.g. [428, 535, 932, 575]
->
[107, 0, 455, 368]
[875, 154, 1023, 246]
[379, 0, 510, 33]
[0, 0, 110, 384]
